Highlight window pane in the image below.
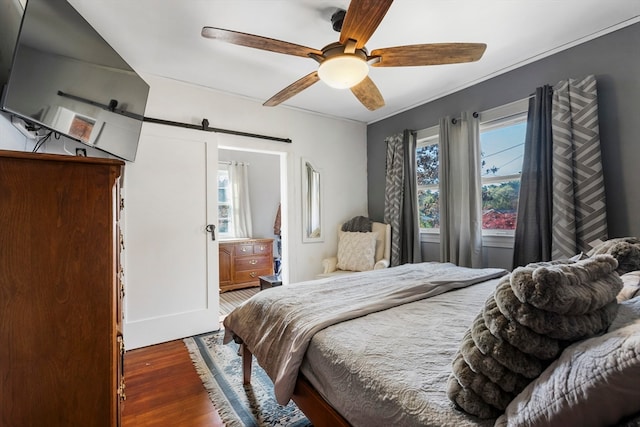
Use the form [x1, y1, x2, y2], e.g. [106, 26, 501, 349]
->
[480, 117, 526, 231]
[482, 181, 519, 230]
[218, 204, 230, 219]
[480, 122, 525, 178]
[217, 168, 234, 236]
[416, 144, 439, 186]
[218, 219, 230, 233]
[418, 189, 439, 229]
[218, 171, 230, 203]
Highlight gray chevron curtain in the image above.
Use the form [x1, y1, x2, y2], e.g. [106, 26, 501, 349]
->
[551, 75, 607, 257]
[384, 130, 421, 266]
[514, 75, 607, 266]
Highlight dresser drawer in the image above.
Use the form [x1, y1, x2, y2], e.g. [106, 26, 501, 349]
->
[252, 242, 272, 255]
[235, 256, 271, 271]
[234, 268, 272, 284]
[235, 243, 255, 256]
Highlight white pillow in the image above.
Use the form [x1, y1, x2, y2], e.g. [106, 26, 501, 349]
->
[495, 320, 640, 427]
[336, 231, 377, 272]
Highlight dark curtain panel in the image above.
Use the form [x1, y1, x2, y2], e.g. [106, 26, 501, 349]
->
[401, 129, 422, 264]
[513, 86, 554, 267]
[384, 129, 421, 266]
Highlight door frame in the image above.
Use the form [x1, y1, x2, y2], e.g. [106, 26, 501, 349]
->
[217, 146, 289, 290]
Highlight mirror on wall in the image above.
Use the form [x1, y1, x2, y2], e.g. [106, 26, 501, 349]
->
[302, 158, 322, 242]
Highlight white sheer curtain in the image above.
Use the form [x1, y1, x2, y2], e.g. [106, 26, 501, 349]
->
[439, 112, 483, 267]
[228, 162, 253, 238]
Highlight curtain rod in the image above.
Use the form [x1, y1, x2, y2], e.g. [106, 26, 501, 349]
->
[218, 160, 249, 166]
[451, 93, 538, 124]
[57, 90, 293, 144]
[451, 112, 479, 124]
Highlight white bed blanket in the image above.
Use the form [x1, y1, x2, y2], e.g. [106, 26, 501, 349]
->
[223, 262, 507, 404]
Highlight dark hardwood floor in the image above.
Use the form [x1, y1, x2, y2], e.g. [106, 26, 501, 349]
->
[122, 339, 224, 427]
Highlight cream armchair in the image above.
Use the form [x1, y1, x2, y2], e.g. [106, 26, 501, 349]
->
[318, 221, 391, 278]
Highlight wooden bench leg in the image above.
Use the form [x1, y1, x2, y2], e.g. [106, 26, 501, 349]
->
[242, 343, 252, 385]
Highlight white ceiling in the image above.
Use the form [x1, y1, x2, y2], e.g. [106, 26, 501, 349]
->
[68, 0, 640, 124]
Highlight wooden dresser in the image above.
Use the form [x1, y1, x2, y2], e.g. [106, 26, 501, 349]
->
[0, 150, 124, 426]
[219, 238, 274, 292]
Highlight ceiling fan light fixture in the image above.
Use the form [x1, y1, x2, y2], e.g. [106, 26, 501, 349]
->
[318, 55, 369, 89]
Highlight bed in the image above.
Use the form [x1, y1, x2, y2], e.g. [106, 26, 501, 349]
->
[223, 260, 640, 427]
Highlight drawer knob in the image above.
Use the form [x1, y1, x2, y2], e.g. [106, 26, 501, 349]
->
[249, 259, 258, 265]
[250, 272, 257, 278]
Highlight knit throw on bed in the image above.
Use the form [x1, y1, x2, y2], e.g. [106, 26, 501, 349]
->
[447, 255, 623, 418]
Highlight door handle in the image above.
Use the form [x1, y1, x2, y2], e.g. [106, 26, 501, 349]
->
[205, 224, 216, 241]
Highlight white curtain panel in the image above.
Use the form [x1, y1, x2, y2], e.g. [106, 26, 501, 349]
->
[551, 74, 607, 257]
[439, 112, 483, 267]
[229, 162, 253, 238]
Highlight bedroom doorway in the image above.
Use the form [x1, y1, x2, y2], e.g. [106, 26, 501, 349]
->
[217, 146, 288, 319]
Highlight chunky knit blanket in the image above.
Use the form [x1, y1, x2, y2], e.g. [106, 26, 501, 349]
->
[447, 255, 623, 418]
[588, 236, 640, 275]
[341, 215, 373, 232]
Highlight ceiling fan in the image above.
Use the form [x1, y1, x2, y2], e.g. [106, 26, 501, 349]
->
[201, 0, 486, 111]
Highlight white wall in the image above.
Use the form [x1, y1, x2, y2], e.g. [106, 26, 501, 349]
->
[126, 74, 367, 347]
[0, 74, 368, 348]
[138, 74, 368, 282]
[1, 77, 368, 281]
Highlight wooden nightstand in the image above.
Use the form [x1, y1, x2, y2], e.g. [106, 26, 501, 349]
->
[259, 275, 282, 290]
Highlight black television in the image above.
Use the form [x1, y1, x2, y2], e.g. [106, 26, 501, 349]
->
[0, 0, 149, 161]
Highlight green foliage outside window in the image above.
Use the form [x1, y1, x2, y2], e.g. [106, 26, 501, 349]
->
[418, 189, 439, 229]
[416, 144, 439, 186]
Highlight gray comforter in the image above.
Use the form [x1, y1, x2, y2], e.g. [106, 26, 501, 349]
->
[302, 278, 503, 427]
[223, 262, 507, 409]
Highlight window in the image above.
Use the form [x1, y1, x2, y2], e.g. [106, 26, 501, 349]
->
[415, 99, 528, 235]
[416, 126, 440, 231]
[479, 101, 528, 235]
[217, 167, 234, 237]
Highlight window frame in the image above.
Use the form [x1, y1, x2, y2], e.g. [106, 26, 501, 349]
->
[416, 125, 440, 234]
[478, 99, 528, 237]
[415, 98, 529, 239]
[217, 165, 234, 238]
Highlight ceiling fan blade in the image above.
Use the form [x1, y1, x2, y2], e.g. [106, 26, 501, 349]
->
[263, 71, 320, 107]
[370, 43, 487, 67]
[339, 0, 393, 49]
[350, 76, 385, 111]
[202, 27, 323, 58]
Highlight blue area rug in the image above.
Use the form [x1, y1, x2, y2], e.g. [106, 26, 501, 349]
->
[184, 331, 311, 427]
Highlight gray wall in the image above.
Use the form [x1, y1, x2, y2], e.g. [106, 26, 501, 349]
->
[367, 23, 640, 238]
